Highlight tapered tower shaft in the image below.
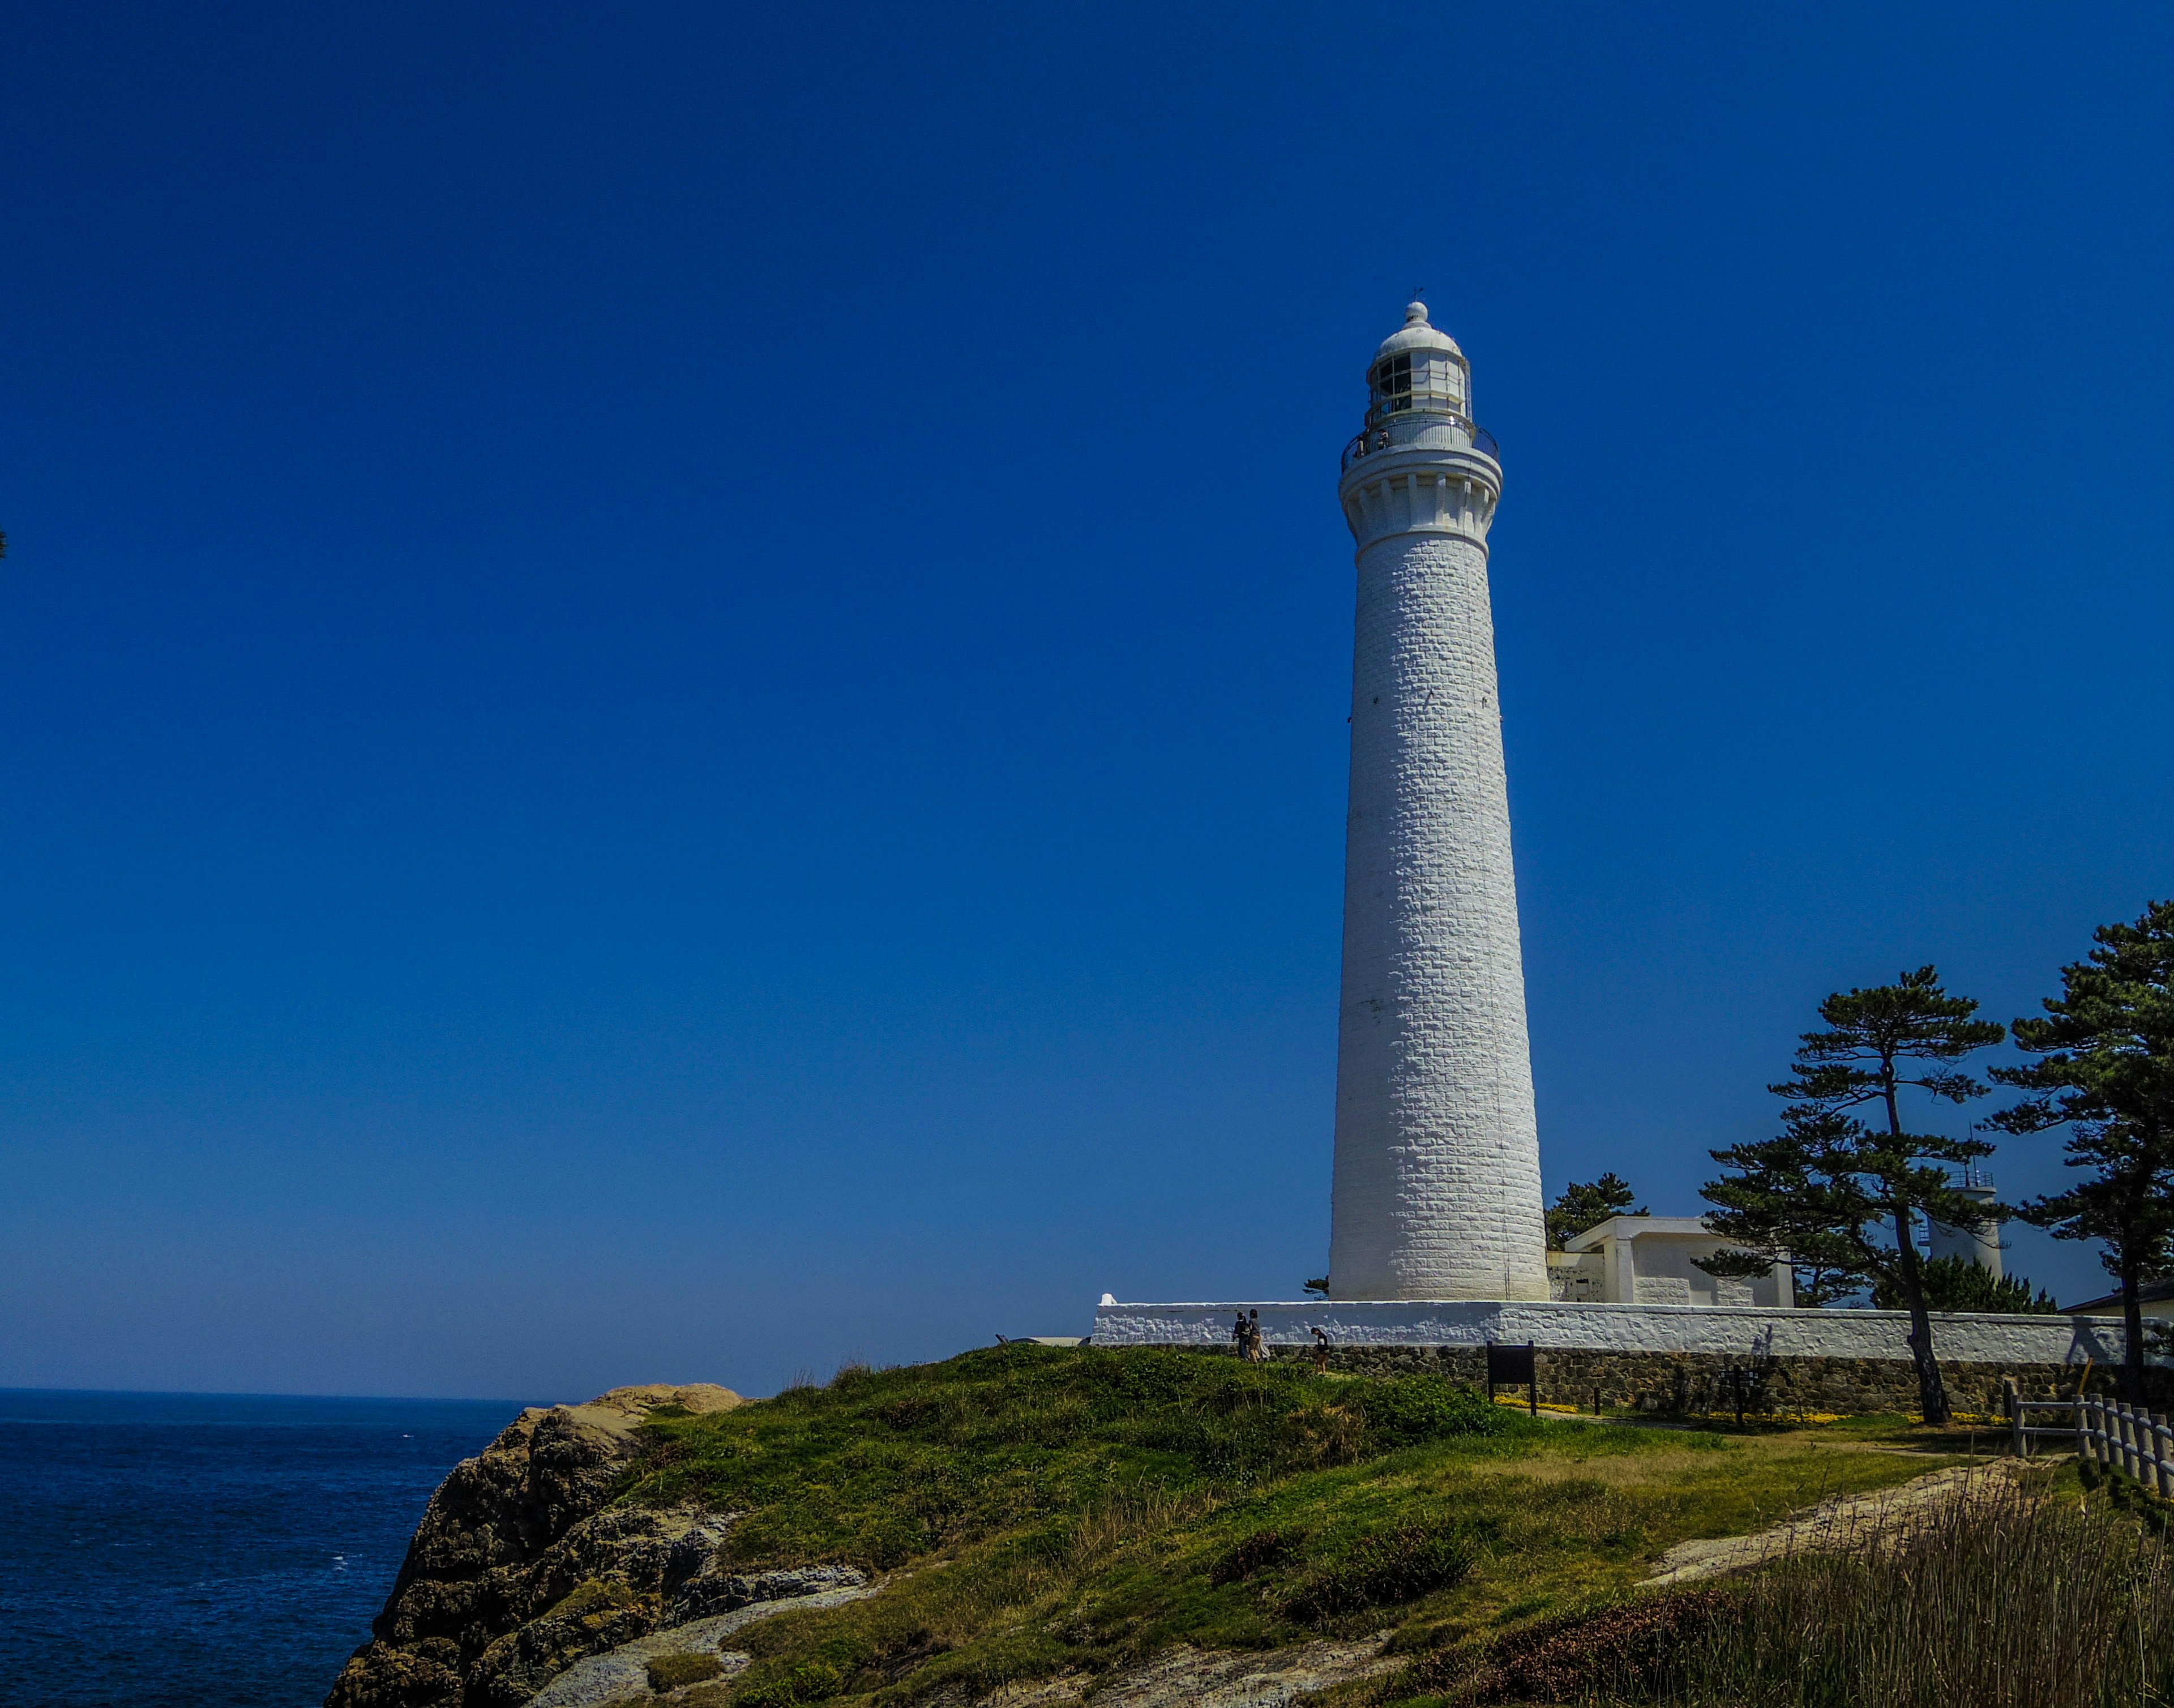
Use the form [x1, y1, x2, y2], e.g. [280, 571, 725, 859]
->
[1326, 303, 1548, 1302]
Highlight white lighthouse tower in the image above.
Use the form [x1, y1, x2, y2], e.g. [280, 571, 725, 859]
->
[1326, 302, 1550, 1303]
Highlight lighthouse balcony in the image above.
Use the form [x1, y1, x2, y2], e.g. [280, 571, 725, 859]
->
[1342, 417, 1498, 472]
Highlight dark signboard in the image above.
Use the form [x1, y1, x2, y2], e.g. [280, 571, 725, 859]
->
[1486, 1341, 1536, 1387]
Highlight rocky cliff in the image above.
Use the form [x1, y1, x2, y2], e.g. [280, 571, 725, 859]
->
[327, 1384, 862, 1708]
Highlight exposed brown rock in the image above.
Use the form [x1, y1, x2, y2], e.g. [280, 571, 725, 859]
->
[325, 1385, 742, 1708]
[468, 1578, 653, 1708]
[571, 1384, 742, 1427]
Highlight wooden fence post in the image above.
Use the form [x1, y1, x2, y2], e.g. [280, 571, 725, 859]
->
[2120, 1402, 2137, 1477]
[2155, 1413, 2173, 1499]
[2005, 1378, 2024, 1459]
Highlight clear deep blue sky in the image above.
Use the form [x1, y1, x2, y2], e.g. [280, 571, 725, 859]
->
[3, 5, 2170, 1401]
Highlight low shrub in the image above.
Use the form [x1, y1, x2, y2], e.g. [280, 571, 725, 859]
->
[1281, 1524, 1476, 1622]
[643, 1651, 724, 1691]
[734, 1659, 842, 1707]
[544, 1577, 641, 1620]
[1349, 1376, 1518, 1448]
[1209, 1527, 1302, 1586]
[1432, 1587, 1738, 1701]
[875, 1394, 942, 1431]
[2103, 1464, 2174, 1536]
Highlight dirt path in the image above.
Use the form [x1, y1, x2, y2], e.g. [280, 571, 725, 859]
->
[1641, 1458, 2022, 1588]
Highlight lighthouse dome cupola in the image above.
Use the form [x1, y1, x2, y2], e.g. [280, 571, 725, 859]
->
[1365, 301, 1471, 431]
[1338, 301, 1501, 552]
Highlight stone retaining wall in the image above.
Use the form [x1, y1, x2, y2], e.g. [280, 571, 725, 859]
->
[1094, 1296, 2150, 1416]
[1179, 1342, 2169, 1416]
[1316, 1345, 2091, 1416]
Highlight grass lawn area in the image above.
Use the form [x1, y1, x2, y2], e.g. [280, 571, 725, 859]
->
[618, 1346, 1962, 1705]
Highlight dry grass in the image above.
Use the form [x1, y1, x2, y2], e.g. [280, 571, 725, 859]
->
[1400, 1469, 2174, 1707]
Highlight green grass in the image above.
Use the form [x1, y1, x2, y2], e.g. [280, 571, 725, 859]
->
[645, 1651, 727, 1690]
[619, 1345, 1957, 1705]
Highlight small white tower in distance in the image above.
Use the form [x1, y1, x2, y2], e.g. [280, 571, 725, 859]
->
[1927, 1164, 2004, 1280]
[1326, 302, 1549, 1303]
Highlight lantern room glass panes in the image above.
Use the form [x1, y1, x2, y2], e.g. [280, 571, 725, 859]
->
[1375, 353, 1413, 410]
[1367, 350, 1470, 429]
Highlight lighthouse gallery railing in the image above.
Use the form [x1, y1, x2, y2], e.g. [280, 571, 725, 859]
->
[1342, 420, 1499, 473]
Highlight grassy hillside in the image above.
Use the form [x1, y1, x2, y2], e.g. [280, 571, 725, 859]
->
[617, 1345, 1955, 1705]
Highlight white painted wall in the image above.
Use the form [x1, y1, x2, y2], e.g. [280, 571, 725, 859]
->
[1092, 1298, 2124, 1367]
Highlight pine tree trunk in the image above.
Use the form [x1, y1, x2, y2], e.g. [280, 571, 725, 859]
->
[1891, 1206, 1952, 1424]
[2123, 1257, 2146, 1405]
[1878, 1075, 1951, 1426]
[1906, 1303, 1950, 1424]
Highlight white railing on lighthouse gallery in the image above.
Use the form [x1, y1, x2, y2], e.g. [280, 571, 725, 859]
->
[2005, 1376, 2174, 1497]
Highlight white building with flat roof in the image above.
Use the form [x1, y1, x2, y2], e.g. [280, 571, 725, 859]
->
[1549, 1216, 1794, 1309]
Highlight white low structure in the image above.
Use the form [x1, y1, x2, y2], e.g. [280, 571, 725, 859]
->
[1550, 1216, 1794, 1308]
[1092, 1297, 2124, 1367]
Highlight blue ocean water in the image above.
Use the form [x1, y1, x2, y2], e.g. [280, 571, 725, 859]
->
[0, 1389, 524, 1708]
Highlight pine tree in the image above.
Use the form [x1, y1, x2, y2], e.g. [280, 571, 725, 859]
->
[1698, 968, 2005, 1424]
[1545, 1172, 1645, 1249]
[1698, 1111, 1875, 1308]
[1990, 900, 2174, 1402]
[1869, 1255, 2057, 1315]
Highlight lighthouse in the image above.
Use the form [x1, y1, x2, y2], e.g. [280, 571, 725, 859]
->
[1088, 303, 2098, 1402]
[1325, 302, 1549, 1303]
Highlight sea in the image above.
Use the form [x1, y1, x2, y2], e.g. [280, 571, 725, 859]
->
[0, 1389, 527, 1708]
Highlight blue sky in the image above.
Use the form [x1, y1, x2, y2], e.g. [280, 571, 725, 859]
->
[2, 5, 2170, 1400]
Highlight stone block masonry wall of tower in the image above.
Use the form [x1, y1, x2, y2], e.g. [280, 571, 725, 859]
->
[1326, 302, 1548, 1303]
[1330, 529, 1547, 1299]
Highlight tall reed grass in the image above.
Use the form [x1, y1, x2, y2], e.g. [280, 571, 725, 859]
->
[1459, 1478, 2174, 1707]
